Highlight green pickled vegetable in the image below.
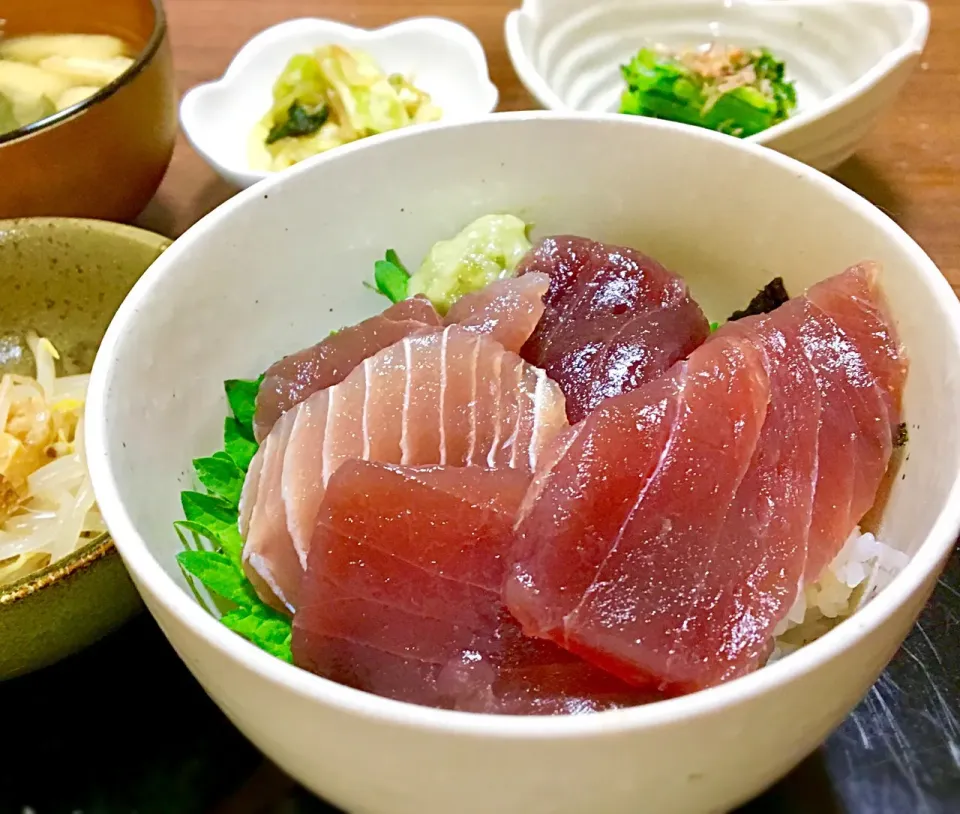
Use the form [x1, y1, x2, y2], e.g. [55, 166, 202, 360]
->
[316, 46, 410, 137]
[268, 53, 328, 123]
[251, 45, 442, 172]
[619, 45, 797, 138]
[407, 214, 533, 314]
[265, 100, 329, 145]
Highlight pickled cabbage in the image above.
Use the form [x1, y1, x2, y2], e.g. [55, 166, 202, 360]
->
[407, 215, 533, 314]
[251, 44, 442, 172]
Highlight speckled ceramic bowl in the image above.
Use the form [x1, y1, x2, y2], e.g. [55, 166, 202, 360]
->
[0, 217, 170, 679]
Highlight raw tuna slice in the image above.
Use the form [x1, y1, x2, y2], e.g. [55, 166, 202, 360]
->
[444, 273, 550, 353]
[241, 326, 569, 611]
[505, 266, 905, 695]
[240, 407, 301, 613]
[254, 297, 442, 441]
[292, 461, 656, 713]
[782, 263, 907, 584]
[518, 236, 710, 422]
[280, 326, 567, 557]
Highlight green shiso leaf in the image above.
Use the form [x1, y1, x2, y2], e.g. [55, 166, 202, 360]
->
[371, 250, 410, 303]
[222, 605, 293, 662]
[224, 376, 263, 437]
[173, 375, 292, 663]
[177, 549, 259, 608]
[223, 417, 258, 471]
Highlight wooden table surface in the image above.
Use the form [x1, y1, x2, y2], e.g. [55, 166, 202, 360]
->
[142, 0, 960, 294]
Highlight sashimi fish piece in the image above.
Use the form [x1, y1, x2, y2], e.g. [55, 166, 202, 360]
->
[506, 265, 906, 695]
[240, 407, 302, 613]
[241, 326, 569, 611]
[784, 263, 906, 584]
[518, 236, 710, 423]
[444, 273, 550, 354]
[282, 327, 567, 560]
[292, 461, 657, 713]
[255, 274, 554, 442]
[253, 297, 442, 442]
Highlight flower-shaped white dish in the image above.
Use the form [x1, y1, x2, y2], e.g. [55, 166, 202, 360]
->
[505, 0, 930, 171]
[181, 17, 499, 189]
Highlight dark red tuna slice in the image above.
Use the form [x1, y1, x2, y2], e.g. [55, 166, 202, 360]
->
[518, 236, 710, 422]
[782, 264, 905, 583]
[505, 266, 905, 695]
[292, 461, 656, 713]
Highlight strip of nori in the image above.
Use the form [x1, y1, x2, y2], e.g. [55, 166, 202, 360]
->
[728, 277, 790, 321]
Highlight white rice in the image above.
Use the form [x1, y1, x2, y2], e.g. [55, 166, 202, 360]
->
[770, 528, 910, 662]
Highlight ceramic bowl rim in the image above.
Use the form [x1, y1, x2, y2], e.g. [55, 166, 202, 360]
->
[503, 0, 931, 146]
[86, 110, 960, 740]
[0, 216, 171, 606]
[0, 0, 168, 148]
[178, 15, 499, 187]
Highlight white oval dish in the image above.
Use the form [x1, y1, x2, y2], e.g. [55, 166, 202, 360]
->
[180, 17, 499, 189]
[86, 112, 960, 814]
[505, 0, 930, 171]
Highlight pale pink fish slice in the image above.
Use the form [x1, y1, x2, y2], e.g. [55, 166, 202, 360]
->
[363, 354, 409, 466]
[321, 375, 367, 488]
[491, 355, 524, 468]
[510, 367, 567, 471]
[238, 444, 265, 540]
[470, 340, 505, 466]
[241, 407, 301, 613]
[440, 329, 477, 466]
[400, 332, 444, 465]
[282, 353, 411, 562]
[269, 380, 366, 578]
[281, 394, 330, 565]
[445, 273, 550, 354]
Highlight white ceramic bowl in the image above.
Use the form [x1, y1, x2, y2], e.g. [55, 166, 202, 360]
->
[86, 113, 960, 814]
[180, 17, 499, 188]
[505, 0, 930, 171]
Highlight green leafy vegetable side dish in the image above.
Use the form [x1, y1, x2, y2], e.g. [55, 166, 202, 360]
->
[619, 45, 797, 138]
[266, 100, 330, 145]
[174, 375, 293, 662]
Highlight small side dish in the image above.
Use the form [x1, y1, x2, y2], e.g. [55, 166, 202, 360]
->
[0, 334, 99, 586]
[0, 30, 135, 137]
[176, 213, 908, 715]
[620, 44, 797, 137]
[504, 0, 929, 171]
[249, 44, 442, 172]
[179, 17, 497, 189]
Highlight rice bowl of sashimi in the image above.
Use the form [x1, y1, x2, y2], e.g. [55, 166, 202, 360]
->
[85, 113, 960, 814]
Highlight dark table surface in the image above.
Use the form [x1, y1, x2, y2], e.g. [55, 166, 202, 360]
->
[4, 546, 959, 814]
